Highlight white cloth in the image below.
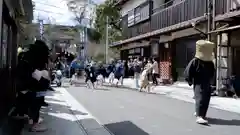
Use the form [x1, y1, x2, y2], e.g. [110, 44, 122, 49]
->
[140, 70, 148, 81]
[56, 70, 62, 76]
[152, 61, 159, 74]
[41, 70, 50, 80]
[109, 72, 114, 80]
[32, 69, 42, 81]
[97, 74, 104, 80]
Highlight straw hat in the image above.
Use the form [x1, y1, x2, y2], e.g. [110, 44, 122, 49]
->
[195, 40, 215, 61]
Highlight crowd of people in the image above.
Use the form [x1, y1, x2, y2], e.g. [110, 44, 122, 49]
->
[69, 57, 160, 92]
[11, 38, 224, 127]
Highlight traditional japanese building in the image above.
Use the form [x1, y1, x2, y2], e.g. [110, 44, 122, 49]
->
[110, 0, 240, 87]
[0, 0, 34, 131]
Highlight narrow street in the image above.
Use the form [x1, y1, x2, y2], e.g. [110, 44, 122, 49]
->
[64, 84, 240, 135]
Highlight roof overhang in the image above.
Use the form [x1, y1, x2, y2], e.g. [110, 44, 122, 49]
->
[115, 0, 130, 7]
[4, 0, 34, 23]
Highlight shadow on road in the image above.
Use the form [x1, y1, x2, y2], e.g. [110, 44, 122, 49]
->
[10, 91, 89, 135]
[207, 117, 240, 126]
[105, 121, 149, 135]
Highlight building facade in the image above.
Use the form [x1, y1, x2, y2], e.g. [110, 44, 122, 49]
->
[111, 0, 240, 87]
[0, 0, 33, 130]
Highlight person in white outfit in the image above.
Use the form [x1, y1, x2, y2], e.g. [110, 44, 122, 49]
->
[152, 58, 159, 85]
[139, 66, 151, 93]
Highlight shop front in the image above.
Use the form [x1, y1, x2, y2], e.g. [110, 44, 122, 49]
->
[173, 36, 200, 81]
[120, 41, 151, 60]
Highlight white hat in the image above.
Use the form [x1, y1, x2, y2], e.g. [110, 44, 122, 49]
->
[195, 40, 215, 61]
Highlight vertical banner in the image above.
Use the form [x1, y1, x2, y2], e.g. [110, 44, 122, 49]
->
[39, 20, 44, 40]
[84, 27, 87, 58]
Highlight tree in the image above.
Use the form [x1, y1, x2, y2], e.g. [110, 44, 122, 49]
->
[92, 0, 122, 59]
[67, 0, 100, 41]
[67, 0, 88, 25]
[94, 0, 122, 42]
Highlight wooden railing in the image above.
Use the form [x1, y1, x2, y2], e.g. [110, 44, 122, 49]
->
[215, 0, 240, 15]
[121, 0, 207, 40]
[151, 0, 206, 31]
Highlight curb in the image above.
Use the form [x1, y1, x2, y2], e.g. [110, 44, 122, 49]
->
[55, 88, 114, 135]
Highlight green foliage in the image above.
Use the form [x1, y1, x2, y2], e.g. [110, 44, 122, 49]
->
[93, 53, 105, 62]
[67, 0, 122, 43]
[94, 0, 122, 42]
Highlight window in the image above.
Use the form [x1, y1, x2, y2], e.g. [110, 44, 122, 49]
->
[127, 1, 151, 27]
[134, 7, 141, 23]
[129, 49, 134, 54]
[128, 9, 134, 26]
[135, 48, 141, 53]
[141, 4, 150, 21]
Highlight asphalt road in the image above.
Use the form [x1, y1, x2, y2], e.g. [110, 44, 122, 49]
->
[66, 84, 240, 135]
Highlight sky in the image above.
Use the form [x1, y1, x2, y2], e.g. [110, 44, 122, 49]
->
[33, 0, 106, 26]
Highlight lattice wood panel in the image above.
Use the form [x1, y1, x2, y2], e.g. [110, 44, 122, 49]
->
[160, 61, 171, 80]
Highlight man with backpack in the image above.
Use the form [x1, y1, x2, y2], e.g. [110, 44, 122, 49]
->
[133, 58, 142, 89]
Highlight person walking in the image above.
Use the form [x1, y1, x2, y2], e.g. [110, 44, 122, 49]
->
[152, 58, 159, 85]
[146, 59, 153, 82]
[107, 60, 115, 85]
[133, 58, 142, 89]
[184, 40, 215, 124]
[114, 60, 124, 87]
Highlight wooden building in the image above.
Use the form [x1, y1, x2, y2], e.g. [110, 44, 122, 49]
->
[0, 0, 34, 130]
[110, 0, 240, 86]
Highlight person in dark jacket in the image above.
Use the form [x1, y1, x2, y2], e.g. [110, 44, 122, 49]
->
[184, 40, 215, 125]
[15, 40, 50, 132]
[114, 60, 124, 86]
[84, 63, 97, 88]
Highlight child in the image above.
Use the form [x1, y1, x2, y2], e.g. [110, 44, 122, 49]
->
[84, 64, 97, 89]
[70, 69, 81, 85]
[139, 66, 151, 93]
[96, 63, 107, 86]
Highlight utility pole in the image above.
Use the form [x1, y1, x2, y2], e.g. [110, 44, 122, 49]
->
[105, 16, 109, 64]
[207, 0, 212, 41]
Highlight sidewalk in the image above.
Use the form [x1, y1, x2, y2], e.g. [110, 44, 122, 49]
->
[22, 88, 112, 135]
[107, 78, 240, 114]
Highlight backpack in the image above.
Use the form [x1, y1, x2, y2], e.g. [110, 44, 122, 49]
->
[134, 63, 142, 73]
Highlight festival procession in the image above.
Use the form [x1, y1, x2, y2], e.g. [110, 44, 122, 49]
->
[0, 0, 240, 135]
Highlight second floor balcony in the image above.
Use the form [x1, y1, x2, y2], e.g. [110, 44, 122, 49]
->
[121, 0, 207, 41]
[118, 0, 240, 44]
[215, 0, 240, 21]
